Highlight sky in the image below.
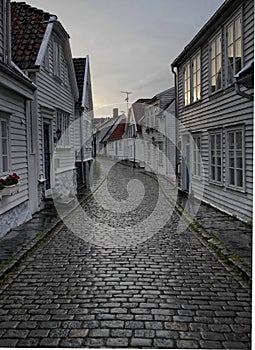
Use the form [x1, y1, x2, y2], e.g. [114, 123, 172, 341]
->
[26, 0, 224, 118]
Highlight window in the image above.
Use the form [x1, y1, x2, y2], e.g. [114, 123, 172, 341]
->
[227, 128, 244, 188]
[210, 131, 222, 182]
[0, 118, 9, 174]
[192, 53, 201, 102]
[53, 41, 61, 77]
[184, 63, 191, 106]
[210, 35, 222, 92]
[56, 111, 70, 147]
[158, 142, 163, 166]
[44, 46, 50, 70]
[184, 51, 201, 106]
[193, 135, 201, 177]
[226, 15, 242, 85]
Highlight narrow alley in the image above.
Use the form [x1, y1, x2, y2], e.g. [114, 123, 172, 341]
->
[0, 158, 251, 349]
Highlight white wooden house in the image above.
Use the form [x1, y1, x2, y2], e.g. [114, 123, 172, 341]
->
[0, 0, 36, 236]
[143, 88, 175, 177]
[73, 56, 94, 189]
[11, 1, 79, 209]
[171, 0, 253, 221]
[124, 99, 151, 167]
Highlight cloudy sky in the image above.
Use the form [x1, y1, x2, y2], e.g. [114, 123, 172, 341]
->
[26, 0, 224, 117]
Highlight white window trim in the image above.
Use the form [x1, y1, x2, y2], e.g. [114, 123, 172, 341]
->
[226, 125, 245, 192]
[224, 10, 243, 88]
[53, 40, 61, 78]
[56, 110, 70, 148]
[209, 31, 223, 95]
[192, 133, 202, 178]
[209, 129, 223, 185]
[183, 50, 201, 106]
[0, 114, 10, 176]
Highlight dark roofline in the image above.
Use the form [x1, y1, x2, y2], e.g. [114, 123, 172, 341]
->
[171, 0, 242, 67]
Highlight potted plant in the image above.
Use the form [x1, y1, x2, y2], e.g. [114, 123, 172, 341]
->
[1, 173, 20, 196]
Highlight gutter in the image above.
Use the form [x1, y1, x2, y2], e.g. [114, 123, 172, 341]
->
[171, 64, 179, 182]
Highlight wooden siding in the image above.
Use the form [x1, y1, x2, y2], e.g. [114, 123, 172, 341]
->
[176, 0, 253, 221]
[0, 85, 29, 214]
[35, 33, 75, 183]
[0, 0, 4, 61]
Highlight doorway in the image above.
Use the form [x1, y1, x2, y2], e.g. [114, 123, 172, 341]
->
[43, 123, 52, 191]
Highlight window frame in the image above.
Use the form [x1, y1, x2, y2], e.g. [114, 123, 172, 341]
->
[53, 40, 61, 78]
[209, 32, 222, 94]
[192, 133, 202, 178]
[225, 11, 243, 87]
[183, 50, 201, 106]
[209, 129, 223, 185]
[56, 110, 70, 148]
[0, 115, 10, 175]
[226, 126, 245, 192]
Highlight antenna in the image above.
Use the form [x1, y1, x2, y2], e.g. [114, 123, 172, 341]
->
[120, 91, 132, 116]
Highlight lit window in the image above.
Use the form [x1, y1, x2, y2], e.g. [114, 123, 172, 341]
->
[227, 16, 242, 85]
[184, 63, 191, 106]
[227, 129, 244, 188]
[210, 132, 222, 182]
[184, 51, 201, 106]
[210, 35, 222, 92]
[192, 53, 201, 102]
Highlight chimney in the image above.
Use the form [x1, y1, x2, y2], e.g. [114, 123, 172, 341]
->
[113, 108, 118, 118]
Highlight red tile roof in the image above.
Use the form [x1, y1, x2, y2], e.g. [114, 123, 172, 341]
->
[108, 119, 126, 140]
[11, 2, 52, 69]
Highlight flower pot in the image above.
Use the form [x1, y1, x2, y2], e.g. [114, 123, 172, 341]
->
[2, 182, 20, 196]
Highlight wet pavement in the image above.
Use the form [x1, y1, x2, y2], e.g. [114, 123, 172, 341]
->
[0, 157, 252, 349]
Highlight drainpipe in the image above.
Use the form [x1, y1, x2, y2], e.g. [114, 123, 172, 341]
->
[171, 64, 179, 185]
[234, 81, 253, 101]
[6, 0, 11, 65]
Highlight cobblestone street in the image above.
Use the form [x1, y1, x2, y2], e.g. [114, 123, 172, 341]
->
[0, 158, 251, 349]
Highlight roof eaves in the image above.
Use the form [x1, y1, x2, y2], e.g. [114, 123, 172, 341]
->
[35, 15, 57, 66]
[171, 0, 239, 67]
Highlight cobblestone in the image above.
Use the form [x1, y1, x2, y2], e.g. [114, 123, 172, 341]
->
[0, 159, 251, 348]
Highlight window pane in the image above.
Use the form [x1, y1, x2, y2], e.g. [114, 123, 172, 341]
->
[211, 135, 215, 150]
[2, 155, 8, 172]
[228, 24, 233, 44]
[236, 131, 242, 148]
[211, 165, 215, 180]
[216, 134, 221, 148]
[229, 168, 235, 185]
[1, 120, 7, 137]
[216, 37, 221, 54]
[217, 166, 221, 182]
[237, 156, 243, 169]
[236, 169, 243, 187]
[211, 41, 215, 58]
[235, 17, 241, 39]
[228, 133, 234, 149]
[2, 139, 7, 154]
[229, 151, 235, 167]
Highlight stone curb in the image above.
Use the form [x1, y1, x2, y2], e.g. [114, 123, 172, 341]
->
[0, 175, 106, 283]
[144, 171, 251, 286]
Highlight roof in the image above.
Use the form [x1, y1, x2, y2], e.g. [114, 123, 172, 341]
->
[130, 98, 151, 124]
[11, 1, 53, 70]
[73, 57, 86, 104]
[172, 0, 241, 67]
[108, 118, 126, 140]
[147, 87, 175, 111]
